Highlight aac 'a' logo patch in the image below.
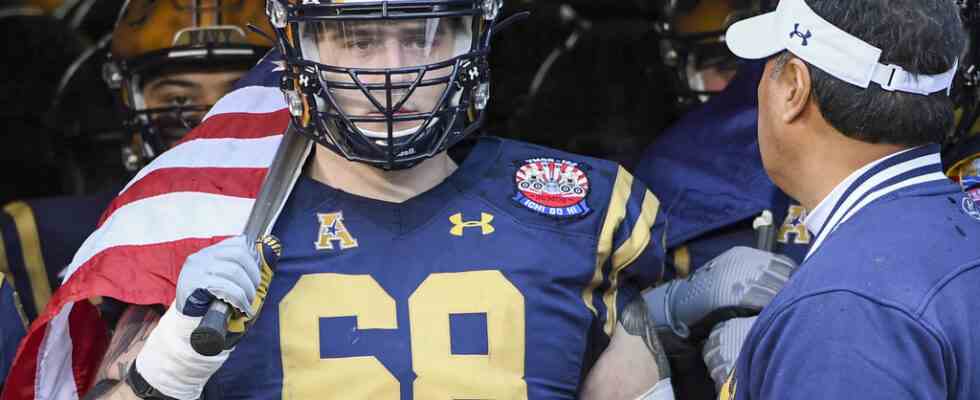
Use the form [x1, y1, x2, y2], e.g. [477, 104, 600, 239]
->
[512, 158, 591, 218]
[777, 205, 811, 244]
[314, 212, 359, 250]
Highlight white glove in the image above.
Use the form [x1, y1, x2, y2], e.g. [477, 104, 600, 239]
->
[133, 236, 260, 399]
[644, 246, 795, 340]
[702, 316, 757, 392]
[176, 235, 260, 318]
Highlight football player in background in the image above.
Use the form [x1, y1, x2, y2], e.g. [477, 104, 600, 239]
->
[653, 0, 748, 107]
[634, 1, 802, 398]
[0, 8, 90, 389]
[944, 0, 980, 213]
[0, 0, 272, 321]
[5, 0, 686, 399]
[0, 0, 270, 389]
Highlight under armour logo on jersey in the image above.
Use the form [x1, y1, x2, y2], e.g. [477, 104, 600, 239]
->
[790, 23, 812, 46]
[315, 212, 359, 250]
[449, 212, 495, 236]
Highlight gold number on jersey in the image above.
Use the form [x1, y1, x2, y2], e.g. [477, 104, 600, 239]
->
[280, 274, 399, 399]
[280, 271, 528, 399]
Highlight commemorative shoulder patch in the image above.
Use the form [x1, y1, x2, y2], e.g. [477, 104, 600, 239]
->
[513, 158, 591, 218]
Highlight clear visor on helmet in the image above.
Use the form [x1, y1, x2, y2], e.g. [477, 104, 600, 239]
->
[298, 16, 473, 140]
[299, 17, 473, 69]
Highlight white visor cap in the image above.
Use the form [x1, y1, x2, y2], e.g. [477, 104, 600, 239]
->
[725, 0, 957, 96]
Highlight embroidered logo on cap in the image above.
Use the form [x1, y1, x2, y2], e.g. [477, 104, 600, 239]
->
[790, 23, 812, 46]
[513, 158, 591, 218]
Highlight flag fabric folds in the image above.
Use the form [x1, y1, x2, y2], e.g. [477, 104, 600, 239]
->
[1, 52, 290, 400]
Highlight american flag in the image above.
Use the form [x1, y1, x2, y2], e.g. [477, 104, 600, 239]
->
[1, 51, 289, 400]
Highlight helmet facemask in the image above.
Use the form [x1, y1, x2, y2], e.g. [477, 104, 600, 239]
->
[659, 31, 739, 105]
[275, 0, 495, 170]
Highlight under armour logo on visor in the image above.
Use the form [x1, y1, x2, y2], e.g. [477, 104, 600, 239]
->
[790, 23, 812, 46]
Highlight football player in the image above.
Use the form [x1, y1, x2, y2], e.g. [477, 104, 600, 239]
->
[0, 9, 87, 390]
[944, 0, 980, 205]
[0, 0, 271, 387]
[0, 1, 272, 389]
[0, 0, 272, 324]
[635, 1, 802, 397]
[72, 0, 682, 399]
[654, 0, 757, 107]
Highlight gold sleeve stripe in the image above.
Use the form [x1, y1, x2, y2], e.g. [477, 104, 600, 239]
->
[602, 189, 660, 336]
[581, 166, 634, 319]
[673, 245, 691, 279]
[3, 202, 52, 314]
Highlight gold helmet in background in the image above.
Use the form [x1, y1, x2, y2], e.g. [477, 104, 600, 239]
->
[103, 0, 273, 170]
[654, 0, 767, 106]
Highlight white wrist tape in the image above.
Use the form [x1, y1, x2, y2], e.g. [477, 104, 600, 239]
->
[634, 378, 675, 400]
[135, 303, 231, 400]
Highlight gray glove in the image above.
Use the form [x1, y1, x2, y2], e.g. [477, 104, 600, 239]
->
[175, 235, 260, 318]
[644, 246, 795, 341]
[703, 316, 757, 391]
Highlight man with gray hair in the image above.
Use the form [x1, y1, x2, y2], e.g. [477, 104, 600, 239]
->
[707, 0, 980, 398]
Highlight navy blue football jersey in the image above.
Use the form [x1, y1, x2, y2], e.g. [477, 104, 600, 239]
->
[633, 62, 809, 400]
[207, 137, 667, 399]
[634, 62, 809, 277]
[0, 274, 27, 391]
[723, 146, 980, 399]
[0, 190, 118, 321]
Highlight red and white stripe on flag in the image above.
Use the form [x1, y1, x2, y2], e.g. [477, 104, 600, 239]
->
[1, 86, 289, 400]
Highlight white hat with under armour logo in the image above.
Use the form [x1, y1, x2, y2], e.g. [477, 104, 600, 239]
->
[724, 0, 957, 96]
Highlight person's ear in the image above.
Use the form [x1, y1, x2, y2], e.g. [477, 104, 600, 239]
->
[779, 57, 812, 123]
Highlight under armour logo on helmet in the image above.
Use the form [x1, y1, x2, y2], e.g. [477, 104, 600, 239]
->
[790, 23, 812, 46]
